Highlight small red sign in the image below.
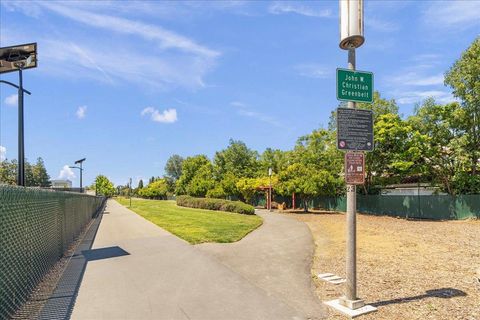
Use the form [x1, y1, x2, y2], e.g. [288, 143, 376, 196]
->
[345, 152, 365, 185]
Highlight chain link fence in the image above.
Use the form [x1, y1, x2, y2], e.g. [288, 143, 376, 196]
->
[0, 185, 105, 319]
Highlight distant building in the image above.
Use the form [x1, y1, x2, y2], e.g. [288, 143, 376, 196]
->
[380, 183, 445, 196]
[50, 179, 72, 188]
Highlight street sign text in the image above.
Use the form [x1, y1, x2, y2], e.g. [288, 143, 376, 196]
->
[337, 68, 373, 103]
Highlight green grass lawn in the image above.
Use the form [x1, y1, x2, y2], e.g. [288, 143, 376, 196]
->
[115, 197, 263, 244]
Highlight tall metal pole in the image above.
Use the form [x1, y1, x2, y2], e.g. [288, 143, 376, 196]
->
[17, 68, 25, 186]
[345, 46, 357, 302]
[129, 177, 132, 207]
[269, 175, 272, 212]
[79, 161, 83, 191]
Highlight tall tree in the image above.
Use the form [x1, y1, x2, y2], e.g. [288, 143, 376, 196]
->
[138, 179, 144, 189]
[444, 37, 480, 175]
[95, 175, 115, 197]
[175, 155, 211, 195]
[277, 129, 343, 211]
[31, 157, 51, 187]
[408, 99, 471, 194]
[214, 139, 259, 179]
[164, 154, 184, 181]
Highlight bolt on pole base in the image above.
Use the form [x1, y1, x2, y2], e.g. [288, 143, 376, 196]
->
[324, 299, 377, 318]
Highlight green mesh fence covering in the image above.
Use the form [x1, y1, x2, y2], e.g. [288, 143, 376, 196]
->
[0, 186, 105, 320]
[254, 194, 479, 220]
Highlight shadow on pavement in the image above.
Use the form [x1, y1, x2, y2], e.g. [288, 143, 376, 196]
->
[36, 207, 130, 320]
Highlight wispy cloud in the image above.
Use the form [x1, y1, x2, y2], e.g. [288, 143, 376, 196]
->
[423, 1, 480, 29]
[269, 2, 331, 18]
[76, 105, 87, 119]
[58, 165, 75, 180]
[0, 146, 6, 161]
[141, 107, 178, 123]
[293, 64, 331, 79]
[38, 2, 219, 58]
[230, 101, 283, 127]
[396, 90, 455, 105]
[391, 73, 444, 86]
[4, 94, 17, 106]
[2, 2, 220, 90]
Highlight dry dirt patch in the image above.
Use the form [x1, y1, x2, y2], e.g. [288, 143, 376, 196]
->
[294, 212, 480, 320]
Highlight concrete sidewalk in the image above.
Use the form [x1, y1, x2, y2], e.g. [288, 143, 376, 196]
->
[65, 200, 305, 320]
[197, 210, 325, 320]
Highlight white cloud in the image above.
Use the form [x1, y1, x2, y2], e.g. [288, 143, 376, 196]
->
[58, 165, 76, 180]
[38, 2, 219, 58]
[396, 90, 455, 105]
[294, 64, 330, 79]
[141, 107, 178, 123]
[423, 1, 480, 29]
[230, 101, 283, 127]
[76, 105, 87, 119]
[0, 146, 6, 161]
[4, 94, 17, 106]
[2, 3, 219, 90]
[391, 73, 444, 86]
[269, 2, 331, 17]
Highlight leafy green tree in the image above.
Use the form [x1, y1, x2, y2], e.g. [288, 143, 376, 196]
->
[408, 99, 470, 194]
[214, 139, 259, 179]
[164, 154, 184, 181]
[258, 148, 289, 177]
[0, 159, 17, 184]
[138, 179, 144, 189]
[95, 175, 115, 197]
[236, 176, 278, 205]
[138, 179, 169, 199]
[277, 128, 343, 211]
[277, 163, 342, 212]
[186, 162, 215, 197]
[30, 158, 51, 187]
[444, 37, 480, 175]
[175, 155, 211, 195]
[206, 185, 227, 199]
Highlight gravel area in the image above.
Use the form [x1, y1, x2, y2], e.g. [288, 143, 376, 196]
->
[294, 212, 480, 320]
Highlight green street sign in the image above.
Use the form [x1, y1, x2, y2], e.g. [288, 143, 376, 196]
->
[336, 68, 374, 103]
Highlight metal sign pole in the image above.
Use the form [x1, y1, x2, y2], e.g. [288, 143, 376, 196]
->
[345, 46, 357, 303]
[325, 1, 377, 316]
[17, 68, 25, 186]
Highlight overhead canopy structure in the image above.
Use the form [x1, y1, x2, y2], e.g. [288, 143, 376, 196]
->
[0, 42, 37, 74]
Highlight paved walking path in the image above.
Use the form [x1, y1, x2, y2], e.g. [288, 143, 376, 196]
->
[197, 210, 325, 320]
[51, 200, 324, 320]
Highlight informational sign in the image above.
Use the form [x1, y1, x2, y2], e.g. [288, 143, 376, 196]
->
[345, 152, 365, 185]
[337, 68, 373, 103]
[337, 107, 374, 151]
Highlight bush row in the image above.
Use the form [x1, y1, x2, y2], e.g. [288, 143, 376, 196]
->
[176, 195, 255, 215]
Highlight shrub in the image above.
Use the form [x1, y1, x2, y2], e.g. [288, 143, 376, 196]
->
[176, 195, 255, 215]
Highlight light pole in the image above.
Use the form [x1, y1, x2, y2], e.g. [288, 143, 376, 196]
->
[0, 43, 37, 187]
[325, 0, 376, 317]
[268, 167, 273, 212]
[69, 158, 86, 192]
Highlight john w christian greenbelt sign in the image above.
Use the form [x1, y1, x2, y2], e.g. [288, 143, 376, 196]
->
[337, 68, 373, 103]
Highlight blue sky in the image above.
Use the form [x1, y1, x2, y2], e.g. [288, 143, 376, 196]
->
[1, 0, 479, 187]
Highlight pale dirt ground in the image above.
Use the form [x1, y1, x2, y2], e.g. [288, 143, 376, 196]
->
[292, 212, 480, 320]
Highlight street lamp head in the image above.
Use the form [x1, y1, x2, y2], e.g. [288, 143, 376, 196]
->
[268, 168, 273, 176]
[75, 158, 86, 164]
[0, 43, 37, 74]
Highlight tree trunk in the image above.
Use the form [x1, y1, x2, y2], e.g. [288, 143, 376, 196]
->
[303, 199, 309, 213]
